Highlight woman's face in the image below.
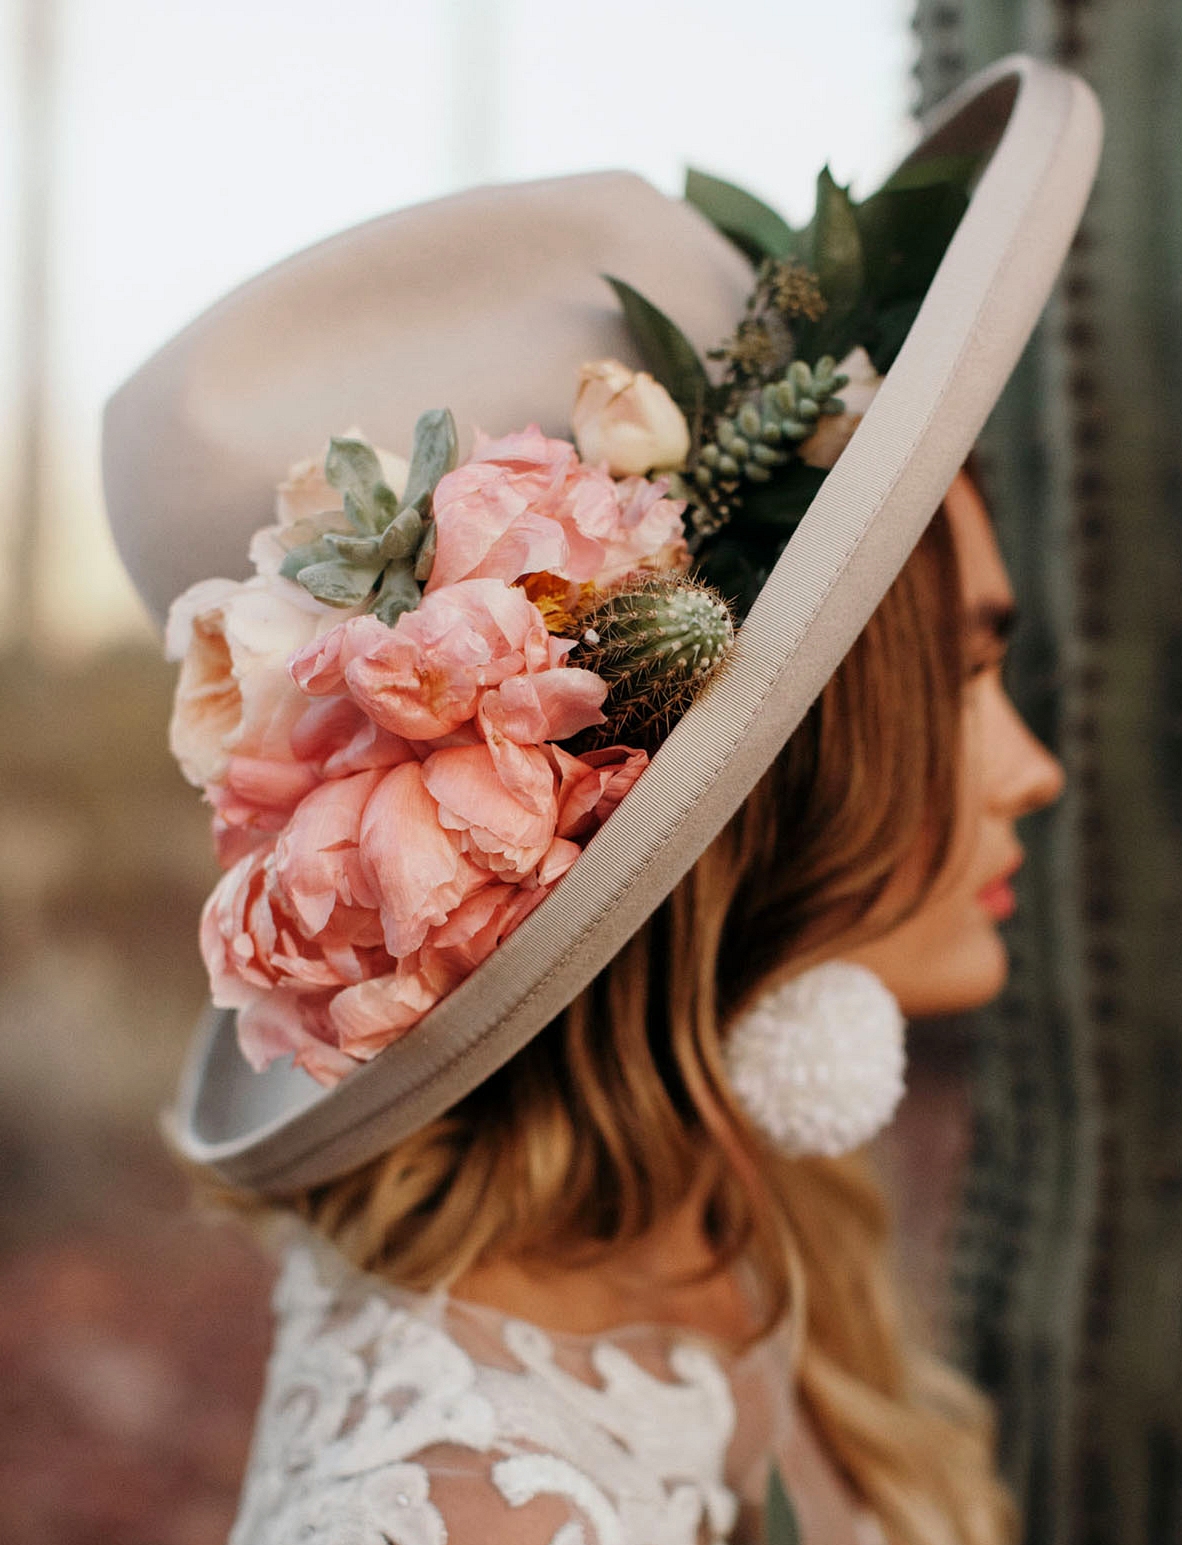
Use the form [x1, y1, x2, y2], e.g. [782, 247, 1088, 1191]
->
[840, 471, 1065, 1017]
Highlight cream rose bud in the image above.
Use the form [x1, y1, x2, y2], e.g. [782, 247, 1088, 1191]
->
[572, 359, 690, 477]
[799, 347, 883, 470]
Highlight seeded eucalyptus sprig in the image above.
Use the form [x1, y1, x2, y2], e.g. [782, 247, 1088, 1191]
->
[280, 408, 457, 626]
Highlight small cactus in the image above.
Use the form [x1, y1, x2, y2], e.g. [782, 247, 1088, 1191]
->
[567, 576, 734, 753]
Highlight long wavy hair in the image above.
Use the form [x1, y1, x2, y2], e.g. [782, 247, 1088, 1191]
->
[289, 501, 1017, 1545]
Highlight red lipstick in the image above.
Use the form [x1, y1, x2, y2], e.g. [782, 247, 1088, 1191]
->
[977, 860, 1021, 921]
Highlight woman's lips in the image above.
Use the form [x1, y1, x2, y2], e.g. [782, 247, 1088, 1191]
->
[977, 862, 1021, 921]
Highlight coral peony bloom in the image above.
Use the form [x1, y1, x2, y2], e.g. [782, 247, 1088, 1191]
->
[236, 989, 357, 1085]
[201, 845, 384, 1011]
[553, 743, 650, 840]
[426, 427, 687, 594]
[571, 358, 691, 476]
[272, 768, 385, 937]
[423, 743, 557, 876]
[358, 761, 491, 958]
[289, 580, 574, 742]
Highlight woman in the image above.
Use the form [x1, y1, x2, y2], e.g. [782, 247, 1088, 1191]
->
[102, 54, 1100, 1545]
[228, 470, 1055, 1545]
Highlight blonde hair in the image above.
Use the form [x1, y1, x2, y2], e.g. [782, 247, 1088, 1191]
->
[290, 505, 1017, 1545]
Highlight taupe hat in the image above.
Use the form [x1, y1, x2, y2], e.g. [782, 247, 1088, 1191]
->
[104, 54, 1101, 1194]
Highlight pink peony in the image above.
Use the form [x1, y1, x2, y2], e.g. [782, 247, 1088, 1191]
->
[289, 579, 606, 745]
[425, 427, 688, 594]
[357, 761, 491, 958]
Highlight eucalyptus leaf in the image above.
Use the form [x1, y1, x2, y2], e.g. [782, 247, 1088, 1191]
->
[684, 168, 797, 262]
[379, 506, 425, 563]
[764, 1466, 802, 1545]
[401, 408, 458, 517]
[297, 558, 383, 607]
[370, 563, 421, 627]
[603, 276, 712, 421]
[324, 531, 382, 564]
[279, 536, 341, 581]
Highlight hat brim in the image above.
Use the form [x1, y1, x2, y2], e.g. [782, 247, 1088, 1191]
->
[163, 54, 1100, 1192]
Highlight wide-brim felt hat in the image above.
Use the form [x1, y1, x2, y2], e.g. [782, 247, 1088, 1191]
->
[104, 54, 1101, 1194]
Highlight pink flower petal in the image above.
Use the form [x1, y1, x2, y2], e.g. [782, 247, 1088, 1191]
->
[553, 743, 649, 840]
[273, 768, 384, 936]
[422, 743, 556, 872]
[359, 761, 488, 956]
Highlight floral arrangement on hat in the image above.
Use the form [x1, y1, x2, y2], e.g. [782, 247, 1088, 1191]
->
[166, 162, 973, 1085]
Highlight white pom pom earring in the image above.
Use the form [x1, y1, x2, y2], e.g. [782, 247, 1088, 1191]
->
[722, 961, 906, 1157]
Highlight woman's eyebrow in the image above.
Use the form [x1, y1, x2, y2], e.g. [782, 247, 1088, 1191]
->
[966, 599, 1019, 641]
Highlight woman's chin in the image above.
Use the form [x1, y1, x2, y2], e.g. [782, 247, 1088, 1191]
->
[911, 927, 1010, 1017]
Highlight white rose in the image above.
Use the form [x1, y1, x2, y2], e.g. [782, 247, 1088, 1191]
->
[571, 359, 690, 477]
[799, 347, 883, 470]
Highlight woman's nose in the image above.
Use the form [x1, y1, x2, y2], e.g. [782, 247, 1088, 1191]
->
[988, 691, 1066, 819]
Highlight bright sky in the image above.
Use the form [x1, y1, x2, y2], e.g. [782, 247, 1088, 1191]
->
[1, 0, 916, 648]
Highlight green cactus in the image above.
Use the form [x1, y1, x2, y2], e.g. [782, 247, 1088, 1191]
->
[566, 576, 734, 753]
[280, 409, 457, 626]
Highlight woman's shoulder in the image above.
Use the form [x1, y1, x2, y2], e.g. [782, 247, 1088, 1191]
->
[228, 1234, 787, 1545]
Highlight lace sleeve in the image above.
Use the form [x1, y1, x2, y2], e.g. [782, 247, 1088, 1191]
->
[229, 1245, 739, 1545]
[232, 1441, 599, 1545]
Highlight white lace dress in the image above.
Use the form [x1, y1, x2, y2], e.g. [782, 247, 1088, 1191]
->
[229, 1238, 888, 1545]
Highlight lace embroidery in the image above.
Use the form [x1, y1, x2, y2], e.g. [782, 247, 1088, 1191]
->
[231, 1246, 742, 1545]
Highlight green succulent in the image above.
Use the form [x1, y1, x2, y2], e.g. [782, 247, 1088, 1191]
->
[280, 408, 457, 627]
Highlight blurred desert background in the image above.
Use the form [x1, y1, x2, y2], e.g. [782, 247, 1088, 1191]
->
[0, 4, 920, 1541]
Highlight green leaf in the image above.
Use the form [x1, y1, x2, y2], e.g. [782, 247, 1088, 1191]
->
[876, 151, 982, 196]
[684, 167, 797, 262]
[764, 1466, 802, 1545]
[324, 531, 381, 564]
[379, 506, 424, 564]
[369, 563, 421, 627]
[810, 168, 863, 322]
[737, 463, 827, 528]
[296, 558, 382, 607]
[867, 297, 922, 374]
[603, 276, 712, 421]
[855, 182, 969, 311]
[401, 408, 458, 517]
[279, 536, 340, 582]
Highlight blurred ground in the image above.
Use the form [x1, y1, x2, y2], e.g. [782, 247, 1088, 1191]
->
[0, 645, 274, 1545]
